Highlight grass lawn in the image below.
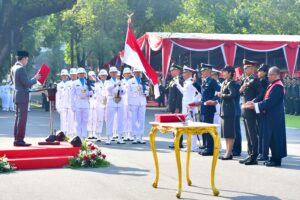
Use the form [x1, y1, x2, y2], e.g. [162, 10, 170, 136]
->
[285, 114, 300, 128]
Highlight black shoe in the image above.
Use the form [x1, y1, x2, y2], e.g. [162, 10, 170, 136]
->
[244, 158, 258, 165]
[220, 155, 233, 160]
[14, 141, 32, 147]
[169, 144, 184, 149]
[265, 161, 281, 167]
[201, 149, 213, 156]
[239, 156, 250, 164]
[96, 139, 101, 142]
[232, 152, 241, 157]
[257, 155, 268, 161]
[199, 145, 206, 150]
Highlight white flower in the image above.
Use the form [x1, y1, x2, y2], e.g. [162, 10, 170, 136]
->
[2, 157, 8, 163]
[4, 164, 10, 169]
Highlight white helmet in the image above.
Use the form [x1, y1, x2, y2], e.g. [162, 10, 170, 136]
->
[77, 67, 86, 74]
[123, 67, 131, 74]
[133, 68, 142, 72]
[60, 69, 69, 76]
[109, 66, 118, 73]
[99, 69, 108, 76]
[88, 71, 96, 77]
[69, 68, 77, 75]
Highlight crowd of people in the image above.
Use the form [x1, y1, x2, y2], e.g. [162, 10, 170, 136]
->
[55, 66, 149, 145]
[7, 50, 289, 167]
[164, 59, 287, 167]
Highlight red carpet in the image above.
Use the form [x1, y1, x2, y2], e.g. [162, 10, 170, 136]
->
[0, 142, 80, 170]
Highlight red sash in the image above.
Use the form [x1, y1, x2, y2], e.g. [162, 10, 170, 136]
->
[263, 80, 284, 100]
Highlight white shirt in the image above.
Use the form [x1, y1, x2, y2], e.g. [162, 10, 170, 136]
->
[71, 79, 90, 109]
[127, 77, 149, 106]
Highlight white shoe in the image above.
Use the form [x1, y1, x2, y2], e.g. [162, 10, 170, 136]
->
[117, 139, 125, 144]
[182, 147, 198, 152]
[139, 139, 146, 144]
[105, 140, 111, 145]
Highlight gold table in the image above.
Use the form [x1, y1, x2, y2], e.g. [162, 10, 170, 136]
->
[149, 121, 220, 198]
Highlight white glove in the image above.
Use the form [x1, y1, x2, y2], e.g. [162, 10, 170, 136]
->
[144, 90, 149, 96]
[89, 91, 94, 96]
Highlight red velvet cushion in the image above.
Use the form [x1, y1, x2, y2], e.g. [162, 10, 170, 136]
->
[155, 114, 186, 123]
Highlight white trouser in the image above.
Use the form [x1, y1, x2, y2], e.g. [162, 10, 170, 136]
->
[130, 105, 146, 138]
[75, 108, 89, 138]
[8, 93, 14, 111]
[97, 106, 106, 137]
[2, 94, 8, 110]
[66, 108, 76, 136]
[87, 106, 98, 136]
[106, 106, 123, 137]
[123, 105, 132, 137]
[113, 111, 118, 136]
[59, 108, 68, 133]
[183, 105, 198, 151]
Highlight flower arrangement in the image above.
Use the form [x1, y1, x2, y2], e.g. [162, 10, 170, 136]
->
[67, 141, 110, 168]
[0, 155, 16, 173]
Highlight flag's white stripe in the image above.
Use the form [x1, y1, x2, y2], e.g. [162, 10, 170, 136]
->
[124, 44, 145, 72]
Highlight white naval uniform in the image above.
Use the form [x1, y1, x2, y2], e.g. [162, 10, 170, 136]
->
[8, 83, 15, 111]
[87, 82, 98, 137]
[2, 84, 10, 111]
[127, 77, 149, 141]
[121, 78, 132, 139]
[65, 80, 76, 136]
[105, 78, 125, 139]
[56, 80, 69, 134]
[71, 79, 90, 138]
[176, 77, 201, 151]
[95, 80, 107, 137]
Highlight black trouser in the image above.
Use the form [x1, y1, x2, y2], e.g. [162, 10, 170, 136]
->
[243, 117, 259, 156]
[233, 115, 242, 154]
[14, 103, 29, 142]
[201, 112, 215, 152]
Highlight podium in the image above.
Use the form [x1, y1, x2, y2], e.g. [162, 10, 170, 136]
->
[31, 87, 57, 135]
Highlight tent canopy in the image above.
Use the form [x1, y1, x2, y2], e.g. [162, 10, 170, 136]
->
[105, 32, 300, 79]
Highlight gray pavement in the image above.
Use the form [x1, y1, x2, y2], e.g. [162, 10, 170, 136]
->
[0, 108, 299, 200]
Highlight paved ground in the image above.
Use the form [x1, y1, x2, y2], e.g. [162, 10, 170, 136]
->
[0, 108, 299, 200]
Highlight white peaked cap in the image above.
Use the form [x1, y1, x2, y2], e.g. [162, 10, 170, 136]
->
[60, 69, 69, 76]
[212, 68, 221, 73]
[133, 68, 142, 72]
[109, 66, 118, 73]
[99, 69, 108, 76]
[77, 67, 86, 74]
[69, 68, 77, 75]
[123, 67, 131, 74]
[88, 71, 96, 76]
[183, 65, 195, 72]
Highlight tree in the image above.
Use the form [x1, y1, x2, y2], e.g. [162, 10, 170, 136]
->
[0, 0, 77, 80]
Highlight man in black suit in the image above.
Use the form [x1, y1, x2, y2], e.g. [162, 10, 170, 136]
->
[239, 59, 264, 165]
[167, 64, 184, 148]
[10, 51, 40, 146]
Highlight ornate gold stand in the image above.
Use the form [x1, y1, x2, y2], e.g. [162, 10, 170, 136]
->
[149, 122, 220, 198]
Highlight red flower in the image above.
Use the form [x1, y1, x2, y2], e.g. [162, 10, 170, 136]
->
[91, 153, 96, 159]
[101, 154, 106, 159]
[90, 145, 96, 150]
[83, 155, 89, 161]
[88, 143, 92, 147]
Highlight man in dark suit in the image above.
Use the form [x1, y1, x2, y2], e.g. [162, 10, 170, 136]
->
[239, 59, 264, 165]
[10, 51, 40, 146]
[245, 66, 287, 167]
[193, 63, 220, 156]
[167, 64, 184, 148]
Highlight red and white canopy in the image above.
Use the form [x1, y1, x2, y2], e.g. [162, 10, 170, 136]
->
[107, 32, 300, 80]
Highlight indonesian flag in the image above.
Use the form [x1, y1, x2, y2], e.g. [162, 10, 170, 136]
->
[123, 21, 160, 99]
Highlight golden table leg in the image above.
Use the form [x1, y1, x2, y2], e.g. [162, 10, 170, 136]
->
[210, 129, 220, 196]
[149, 127, 159, 188]
[186, 132, 192, 186]
[174, 130, 183, 198]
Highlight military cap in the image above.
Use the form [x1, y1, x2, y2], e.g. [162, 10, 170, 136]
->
[88, 71, 96, 77]
[169, 63, 182, 71]
[98, 69, 108, 76]
[17, 51, 29, 57]
[77, 67, 86, 74]
[200, 63, 214, 71]
[183, 65, 195, 72]
[109, 66, 118, 73]
[243, 59, 259, 67]
[60, 69, 69, 76]
[222, 65, 235, 74]
[258, 64, 270, 73]
[69, 68, 77, 75]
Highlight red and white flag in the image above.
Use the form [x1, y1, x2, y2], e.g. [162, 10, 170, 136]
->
[123, 21, 160, 99]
